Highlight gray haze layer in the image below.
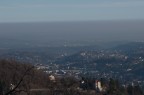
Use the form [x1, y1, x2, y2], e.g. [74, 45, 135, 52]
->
[0, 20, 144, 48]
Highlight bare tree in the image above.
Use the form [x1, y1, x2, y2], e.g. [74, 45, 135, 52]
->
[0, 60, 36, 95]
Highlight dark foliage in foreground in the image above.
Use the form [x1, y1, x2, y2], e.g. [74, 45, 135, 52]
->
[0, 59, 143, 95]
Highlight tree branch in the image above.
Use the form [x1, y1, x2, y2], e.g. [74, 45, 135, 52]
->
[5, 66, 35, 95]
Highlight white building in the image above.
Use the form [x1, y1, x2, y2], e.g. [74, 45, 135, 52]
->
[95, 80, 103, 92]
[49, 75, 55, 81]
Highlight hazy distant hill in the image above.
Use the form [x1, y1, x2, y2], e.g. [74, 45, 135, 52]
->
[113, 42, 144, 57]
[114, 42, 144, 51]
[55, 42, 144, 81]
[0, 45, 100, 64]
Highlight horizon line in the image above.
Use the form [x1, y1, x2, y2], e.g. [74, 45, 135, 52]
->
[0, 19, 144, 24]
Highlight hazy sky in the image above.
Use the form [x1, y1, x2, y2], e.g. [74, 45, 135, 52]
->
[0, 0, 144, 22]
[0, 21, 144, 43]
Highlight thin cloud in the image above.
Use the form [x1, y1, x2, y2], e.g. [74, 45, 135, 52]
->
[0, 1, 144, 9]
[19, 1, 144, 8]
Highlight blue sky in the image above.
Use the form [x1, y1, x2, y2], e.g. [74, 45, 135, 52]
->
[0, 0, 144, 22]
